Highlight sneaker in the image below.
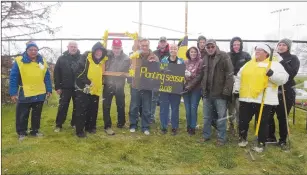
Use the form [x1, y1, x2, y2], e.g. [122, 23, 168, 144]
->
[144, 130, 150, 135]
[252, 143, 265, 153]
[161, 129, 167, 135]
[77, 132, 87, 138]
[278, 141, 288, 150]
[117, 124, 125, 129]
[216, 140, 225, 147]
[196, 124, 200, 129]
[186, 127, 191, 132]
[238, 139, 248, 147]
[171, 128, 178, 136]
[199, 137, 210, 143]
[88, 129, 97, 134]
[130, 128, 136, 133]
[189, 128, 196, 136]
[54, 127, 61, 133]
[18, 134, 26, 141]
[105, 128, 115, 135]
[30, 132, 44, 137]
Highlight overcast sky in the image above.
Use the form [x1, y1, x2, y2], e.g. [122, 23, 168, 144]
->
[2, 2, 307, 63]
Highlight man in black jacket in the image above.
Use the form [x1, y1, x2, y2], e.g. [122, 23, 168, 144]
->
[73, 42, 107, 138]
[54, 41, 81, 132]
[227, 37, 251, 134]
[267, 38, 300, 148]
[103, 39, 130, 135]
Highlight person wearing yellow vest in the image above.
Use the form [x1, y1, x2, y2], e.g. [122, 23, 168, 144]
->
[9, 41, 52, 141]
[233, 44, 289, 153]
[72, 42, 107, 138]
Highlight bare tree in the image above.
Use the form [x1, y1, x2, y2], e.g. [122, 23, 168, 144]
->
[39, 47, 61, 63]
[1, 2, 62, 39]
[1, 2, 62, 57]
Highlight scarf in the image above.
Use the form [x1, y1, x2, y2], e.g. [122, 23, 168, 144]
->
[157, 43, 170, 56]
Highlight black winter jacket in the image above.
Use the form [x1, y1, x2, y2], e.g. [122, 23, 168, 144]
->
[54, 50, 81, 90]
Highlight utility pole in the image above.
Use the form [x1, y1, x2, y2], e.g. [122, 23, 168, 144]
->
[138, 2, 142, 37]
[271, 8, 289, 39]
[185, 2, 188, 36]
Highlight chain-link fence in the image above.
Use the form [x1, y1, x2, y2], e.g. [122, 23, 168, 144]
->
[1, 38, 307, 104]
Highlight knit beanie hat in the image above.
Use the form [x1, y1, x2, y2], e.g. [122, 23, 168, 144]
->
[278, 38, 292, 51]
[255, 43, 272, 56]
[26, 41, 38, 51]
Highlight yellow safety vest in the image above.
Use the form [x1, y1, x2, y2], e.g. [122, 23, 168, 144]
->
[86, 53, 107, 96]
[240, 57, 277, 98]
[15, 56, 48, 97]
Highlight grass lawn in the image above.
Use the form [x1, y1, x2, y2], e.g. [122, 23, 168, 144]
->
[1, 85, 307, 174]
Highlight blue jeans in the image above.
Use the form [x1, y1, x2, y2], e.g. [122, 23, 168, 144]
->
[183, 89, 201, 129]
[203, 98, 227, 142]
[151, 91, 159, 122]
[129, 87, 152, 132]
[159, 92, 181, 130]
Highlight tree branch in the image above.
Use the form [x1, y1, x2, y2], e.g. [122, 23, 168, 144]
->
[3, 26, 61, 39]
[8, 3, 59, 17]
[2, 22, 50, 29]
[1, 2, 14, 22]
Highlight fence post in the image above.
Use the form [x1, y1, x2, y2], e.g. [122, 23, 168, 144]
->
[8, 41, 10, 56]
[60, 40, 63, 55]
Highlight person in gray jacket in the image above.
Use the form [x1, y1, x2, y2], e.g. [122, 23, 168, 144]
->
[103, 39, 130, 135]
[185, 39, 234, 146]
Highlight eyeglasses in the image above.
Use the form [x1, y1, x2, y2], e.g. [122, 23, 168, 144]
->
[206, 46, 215, 49]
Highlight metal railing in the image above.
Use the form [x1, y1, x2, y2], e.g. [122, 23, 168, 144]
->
[2, 38, 307, 64]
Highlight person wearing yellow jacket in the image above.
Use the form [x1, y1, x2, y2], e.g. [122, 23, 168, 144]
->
[233, 44, 289, 153]
[9, 41, 52, 141]
[72, 42, 107, 138]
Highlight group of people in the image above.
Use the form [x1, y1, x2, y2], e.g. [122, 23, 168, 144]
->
[9, 35, 300, 153]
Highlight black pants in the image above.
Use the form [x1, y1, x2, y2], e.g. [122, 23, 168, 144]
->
[268, 90, 295, 143]
[103, 85, 126, 129]
[239, 101, 273, 145]
[55, 89, 76, 128]
[75, 91, 99, 135]
[16, 101, 44, 135]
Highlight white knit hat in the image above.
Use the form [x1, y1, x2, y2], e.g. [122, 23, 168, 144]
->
[255, 43, 272, 56]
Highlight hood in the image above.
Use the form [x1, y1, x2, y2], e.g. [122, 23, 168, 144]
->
[230, 37, 243, 53]
[91, 42, 107, 63]
[186, 46, 201, 62]
[197, 35, 207, 50]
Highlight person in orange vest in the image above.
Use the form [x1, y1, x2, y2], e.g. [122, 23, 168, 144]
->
[9, 41, 52, 141]
[72, 42, 107, 138]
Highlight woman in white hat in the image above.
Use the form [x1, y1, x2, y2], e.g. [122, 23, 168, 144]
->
[233, 44, 289, 153]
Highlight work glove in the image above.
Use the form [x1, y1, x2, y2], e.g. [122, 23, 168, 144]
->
[185, 70, 191, 77]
